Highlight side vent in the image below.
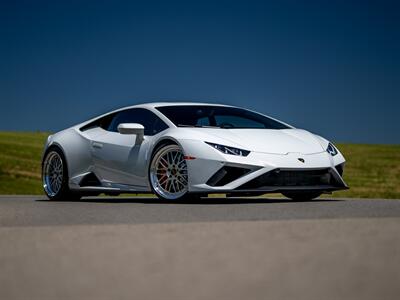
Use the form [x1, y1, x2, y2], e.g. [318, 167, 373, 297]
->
[79, 173, 101, 187]
[335, 163, 345, 177]
[206, 166, 251, 187]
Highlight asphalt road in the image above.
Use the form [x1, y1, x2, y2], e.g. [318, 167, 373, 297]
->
[1, 196, 400, 300]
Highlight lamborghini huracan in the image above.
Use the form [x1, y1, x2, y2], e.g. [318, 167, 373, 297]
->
[42, 102, 348, 201]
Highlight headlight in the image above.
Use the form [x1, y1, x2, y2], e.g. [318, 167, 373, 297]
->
[326, 143, 338, 156]
[205, 142, 250, 157]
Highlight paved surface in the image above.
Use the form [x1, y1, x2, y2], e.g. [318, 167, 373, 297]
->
[1, 196, 400, 300]
[2, 196, 400, 226]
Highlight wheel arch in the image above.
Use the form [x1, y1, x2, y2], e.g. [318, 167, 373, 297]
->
[42, 129, 93, 188]
[41, 143, 71, 182]
[42, 142, 67, 166]
[150, 137, 183, 160]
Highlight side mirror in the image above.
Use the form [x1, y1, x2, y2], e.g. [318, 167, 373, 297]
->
[118, 123, 145, 144]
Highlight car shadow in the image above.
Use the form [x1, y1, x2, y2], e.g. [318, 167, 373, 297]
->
[35, 196, 343, 205]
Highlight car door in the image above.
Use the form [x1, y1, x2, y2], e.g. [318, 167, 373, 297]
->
[90, 108, 168, 188]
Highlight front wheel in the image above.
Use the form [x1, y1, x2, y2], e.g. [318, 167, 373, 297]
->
[282, 191, 322, 201]
[42, 147, 81, 201]
[149, 144, 195, 201]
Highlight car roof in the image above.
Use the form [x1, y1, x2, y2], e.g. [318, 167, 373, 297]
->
[125, 102, 235, 109]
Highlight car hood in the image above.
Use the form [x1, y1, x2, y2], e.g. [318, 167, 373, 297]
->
[194, 128, 325, 155]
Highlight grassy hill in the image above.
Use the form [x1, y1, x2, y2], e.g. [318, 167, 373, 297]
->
[0, 131, 399, 198]
[0, 132, 48, 194]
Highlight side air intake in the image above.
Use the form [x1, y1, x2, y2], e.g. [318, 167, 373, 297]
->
[79, 173, 101, 187]
[335, 163, 345, 177]
[206, 166, 251, 187]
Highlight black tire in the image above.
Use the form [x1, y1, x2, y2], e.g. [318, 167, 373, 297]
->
[42, 147, 81, 201]
[282, 191, 322, 201]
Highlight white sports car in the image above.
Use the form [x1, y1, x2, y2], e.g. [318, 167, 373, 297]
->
[42, 102, 348, 201]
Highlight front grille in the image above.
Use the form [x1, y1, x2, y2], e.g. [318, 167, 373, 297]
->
[237, 168, 335, 190]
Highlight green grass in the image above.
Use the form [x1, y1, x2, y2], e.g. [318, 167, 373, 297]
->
[0, 131, 48, 194]
[328, 143, 400, 199]
[0, 131, 399, 198]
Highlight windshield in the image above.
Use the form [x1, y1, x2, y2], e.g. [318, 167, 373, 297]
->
[156, 105, 290, 129]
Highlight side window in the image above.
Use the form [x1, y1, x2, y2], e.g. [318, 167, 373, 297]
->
[107, 108, 168, 135]
[80, 113, 116, 132]
[98, 113, 116, 129]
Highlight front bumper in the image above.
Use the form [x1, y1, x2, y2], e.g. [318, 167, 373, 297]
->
[182, 140, 348, 193]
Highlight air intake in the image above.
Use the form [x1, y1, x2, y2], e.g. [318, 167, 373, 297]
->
[237, 168, 340, 190]
[206, 166, 251, 186]
[79, 173, 101, 187]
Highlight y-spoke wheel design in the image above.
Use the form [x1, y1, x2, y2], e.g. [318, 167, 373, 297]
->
[43, 151, 64, 197]
[150, 145, 188, 200]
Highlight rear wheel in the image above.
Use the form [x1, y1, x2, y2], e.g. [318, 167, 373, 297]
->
[149, 144, 198, 201]
[42, 147, 81, 201]
[282, 191, 322, 201]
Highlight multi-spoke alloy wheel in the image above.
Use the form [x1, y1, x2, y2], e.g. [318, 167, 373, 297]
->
[43, 151, 64, 197]
[149, 145, 189, 200]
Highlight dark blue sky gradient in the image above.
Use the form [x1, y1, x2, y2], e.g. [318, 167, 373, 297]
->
[0, 0, 399, 143]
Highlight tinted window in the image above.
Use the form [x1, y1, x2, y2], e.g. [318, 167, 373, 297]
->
[80, 113, 116, 132]
[214, 115, 265, 128]
[156, 106, 290, 129]
[108, 108, 168, 135]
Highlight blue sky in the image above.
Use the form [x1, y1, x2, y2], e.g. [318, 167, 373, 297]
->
[0, 0, 399, 143]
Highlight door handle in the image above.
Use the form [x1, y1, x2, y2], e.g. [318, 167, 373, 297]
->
[92, 142, 103, 149]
